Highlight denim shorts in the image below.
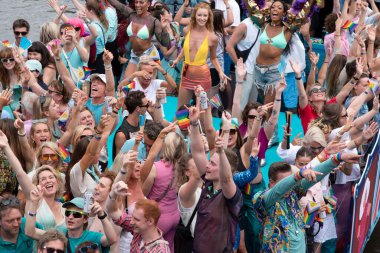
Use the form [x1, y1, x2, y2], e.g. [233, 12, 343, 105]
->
[253, 62, 282, 95]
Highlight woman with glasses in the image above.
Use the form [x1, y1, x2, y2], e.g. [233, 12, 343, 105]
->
[27, 42, 57, 86]
[48, 80, 70, 116]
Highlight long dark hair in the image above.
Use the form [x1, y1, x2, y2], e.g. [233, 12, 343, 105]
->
[28, 41, 55, 69]
[86, 0, 109, 30]
[325, 54, 347, 98]
[212, 9, 226, 50]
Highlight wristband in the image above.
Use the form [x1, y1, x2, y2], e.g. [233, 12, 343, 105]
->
[98, 212, 108, 220]
[120, 169, 127, 175]
[95, 128, 103, 135]
[294, 170, 302, 181]
[295, 76, 302, 80]
[163, 71, 167, 76]
[275, 98, 281, 101]
[154, 105, 162, 109]
[112, 109, 119, 115]
[108, 194, 116, 201]
[332, 153, 343, 164]
[299, 167, 306, 178]
[190, 120, 199, 126]
[323, 149, 330, 157]
[17, 130, 26, 137]
[28, 211, 37, 217]
[55, 58, 61, 61]
[94, 134, 101, 140]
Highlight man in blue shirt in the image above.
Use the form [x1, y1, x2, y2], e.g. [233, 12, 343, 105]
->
[0, 196, 35, 253]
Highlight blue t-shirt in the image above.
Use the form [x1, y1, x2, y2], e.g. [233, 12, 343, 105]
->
[0, 218, 39, 253]
[57, 228, 108, 253]
[105, 7, 118, 43]
[85, 99, 105, 126]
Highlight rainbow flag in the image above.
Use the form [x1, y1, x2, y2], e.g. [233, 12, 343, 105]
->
[57, 192, 73, 203]
[176, 109, 189, 120]
[307, 201, 321, 213]
[178, 118, 190, 129]
[1, 40, 11, 47]
[122, 81, 136, 96]
[368, 79, 379, 95]
[209, 94, 223, 111]
[82, 67, 93, 80]
[58, 109, 69, 128]
[244, 183, 253, 196]
[304, 207, 318, 228]
[58, 143, 70, 163]
[342, 20, 358, 32]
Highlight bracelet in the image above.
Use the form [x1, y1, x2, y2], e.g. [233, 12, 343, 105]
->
[190, 120, 199, 126]
[332, 153, 343, 164]
[154, 105, 162, 109]
[236, 80, 244, 84]
[120, 169, 127, 175]
[28, 211, 37, 217]
[94, 128, 103, 135]
[112, 109, 119, 115]
[294, 170, 302, 181]
[55, 58, 61, 61]
[98, 212, 108, 220]
[163, 71, 167, 76]
[104, 64, 112, 70]
[364, 91, 369, 95]
[323, 149, 330, 157]
[94, 134, 101, 140]
[295, 76, 302, 80]
[317, 153, 328, 163]
[255, 116, 263, 121]
[299, 167, 306, 178]
[17, 130, 26, 137]
[275, 98, 281, 101]
[323, 61, 329, 64]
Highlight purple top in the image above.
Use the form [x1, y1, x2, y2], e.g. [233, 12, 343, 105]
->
[239, 123, 269, 160]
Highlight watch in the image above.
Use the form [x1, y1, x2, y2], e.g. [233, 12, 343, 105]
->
[98, 212, 108, 220]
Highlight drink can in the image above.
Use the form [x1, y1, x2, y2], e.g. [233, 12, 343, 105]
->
[105, 97, 112, 114]
[200, 91, 208, 110]
[84, 192, 93, 213]
[159, 87, 166, 104]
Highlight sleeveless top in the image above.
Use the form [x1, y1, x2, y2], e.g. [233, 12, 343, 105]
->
[36, 199, 66, 230]
[184, 31, 209, 66]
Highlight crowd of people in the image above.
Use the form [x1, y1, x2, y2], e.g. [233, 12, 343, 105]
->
[0, 0, 380, 252]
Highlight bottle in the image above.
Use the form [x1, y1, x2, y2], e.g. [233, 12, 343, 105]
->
[200, 91, 208, 110]
[84, 192, 93, 213]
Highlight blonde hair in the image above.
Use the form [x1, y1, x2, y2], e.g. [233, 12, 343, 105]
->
[33, 165, 64, 199]
[40, 22, 59, 45]
[29, 122, 52, 150]
[137, 56, 157, 79]
[21, 91, 43, 119]
[189, 3, 214, 32]
[302, 126, 327, 147]
[34, 141, 62, 170]
[110, 152, 124, 174]
[71, 125, 94, 149]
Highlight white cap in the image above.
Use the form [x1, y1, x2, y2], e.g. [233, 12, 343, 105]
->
[89, 74, 106, 84]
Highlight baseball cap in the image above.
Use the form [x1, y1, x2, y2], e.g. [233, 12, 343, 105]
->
[25, 60, 42, 73]
[89, 74, 106, 84]
[62, 197, 85, 209]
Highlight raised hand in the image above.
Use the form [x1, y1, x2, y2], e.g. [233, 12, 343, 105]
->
[102, 49, 114, 66]
[250, 138, 260, 157]
[301, 167, 324, 182]
[0, 89, 13, 109]
[30, 185, 43, 203]
[90, 201, 104, 216]
[325, 140, 347, 155]
[257, 102, 274, 117]
[215, 136, 225, 153]
[368, 25, 376, 42]
[98, 114, 111, 132]
[363, 122, 379, 140]
[221, 111, 232, 129]
[111, 181, 130, 197]
[123, 150, 138, 168]
[356, 57, 364, 76]
[291, 133, 302, 146]
[340, 152, 362, 164]
[159, 121, 177, 138]
[309, 51, 320, 67]
[289, 60, 301, 76]
[186, 105, 201, 122]
[276, 76, 287, 94]
[50, 42, 61, 58]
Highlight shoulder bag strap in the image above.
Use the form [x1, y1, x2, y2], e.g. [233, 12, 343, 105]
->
[247, 27, 261, 52]
[186, 199, 200, 229]
[155, 174, 175, 202]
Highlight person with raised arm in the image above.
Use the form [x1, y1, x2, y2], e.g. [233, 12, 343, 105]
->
[188, 98, 243, 252]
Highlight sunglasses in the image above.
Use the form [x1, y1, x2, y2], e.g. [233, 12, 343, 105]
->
[80, 135, 94, 140]
[1, 58, 15, 63]
[341, 113, 348, 118]
[31, 70, 40, 74]
[0, 198, 20, 207]
[78, 244, 99, 253]
[229, 129, 237, 135]
[40, 154, 59, 162]
[65, 210, 85, 218]
[43, 246, 65, 253]
[308, 87, 326, 96]
[48, 89, 62, 95]
[14, 31, 28, 36]
[247, 115, 258, 120]
[139, 103, 149, 108]
[310, 146, 324, 151]
[74, 27, 81, 31]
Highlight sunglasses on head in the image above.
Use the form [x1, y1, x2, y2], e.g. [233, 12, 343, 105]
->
[0, 198, 20, 207]
[42, 246, 65, 253]
[1, 58, 15, 63]
[14, 31, 28, 36]
[65, 210, 85, 218]
[78, 244, 99, 253]
[308, 87, 326, 96]
[40, 154, 59, 162]
[247, 115, 258, 120]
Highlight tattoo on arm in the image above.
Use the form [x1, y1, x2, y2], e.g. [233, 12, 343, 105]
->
[271, 109, 278, 116]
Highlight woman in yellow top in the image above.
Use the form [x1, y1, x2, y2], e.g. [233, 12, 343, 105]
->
[172, 3, 228, 109]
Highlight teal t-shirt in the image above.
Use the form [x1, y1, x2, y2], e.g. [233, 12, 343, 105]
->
[85, 99, 105, 126]
[57, 228, 108, 253]
[0, 218, 39, 253]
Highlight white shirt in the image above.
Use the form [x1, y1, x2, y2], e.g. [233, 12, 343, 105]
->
[284, 33, 306, 74]
[70, 162, 98, 198]
[215, 0, 241, 27]
[178, 186, 201, 237]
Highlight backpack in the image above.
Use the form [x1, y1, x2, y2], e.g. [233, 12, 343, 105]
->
[174, 200, 199, 253]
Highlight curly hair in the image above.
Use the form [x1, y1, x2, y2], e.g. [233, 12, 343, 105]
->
[324, 13, 338, 34]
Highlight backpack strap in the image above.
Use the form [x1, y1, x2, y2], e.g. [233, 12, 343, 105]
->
[186, 199, 200, 229]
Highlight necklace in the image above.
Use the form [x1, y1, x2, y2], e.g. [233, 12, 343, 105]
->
[270, 22, 280, 27]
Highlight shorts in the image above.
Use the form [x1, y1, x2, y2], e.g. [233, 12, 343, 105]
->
[253, 62, 281, 95]
[129, 44, 160, 65]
